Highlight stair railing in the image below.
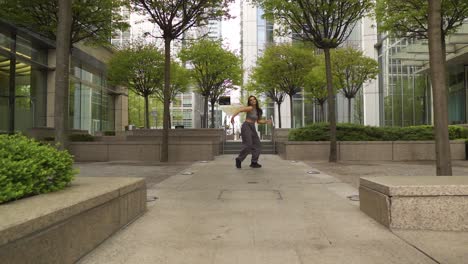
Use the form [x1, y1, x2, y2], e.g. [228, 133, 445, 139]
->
[270, 115, 276, 154]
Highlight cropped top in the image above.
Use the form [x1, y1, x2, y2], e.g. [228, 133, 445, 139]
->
[246, 108, 258, 121]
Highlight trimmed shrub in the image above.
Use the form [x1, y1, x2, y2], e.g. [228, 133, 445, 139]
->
[69, 134, 94, 142]
[104, 131, 116, 136]
[288, 123, 468, 141]
[0, 134, 76, 204]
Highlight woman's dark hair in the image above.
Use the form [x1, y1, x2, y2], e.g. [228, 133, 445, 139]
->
[247, 95, 263, 117]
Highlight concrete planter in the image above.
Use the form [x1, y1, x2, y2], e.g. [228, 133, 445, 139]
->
[70, 141, 217, 162]
[278, 140, 466, 161]
[0, 177, 146, 263]
[71, 129, 226, 162]
[359, 176, 468, 231]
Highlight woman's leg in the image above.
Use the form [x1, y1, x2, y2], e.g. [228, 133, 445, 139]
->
[237, 123, 253, 162]
[251, 129, 262, 163]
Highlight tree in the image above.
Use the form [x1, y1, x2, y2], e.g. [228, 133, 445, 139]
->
[376, 0, 468, 174]
[254, 0, 374, 161]
[251, 43, 316, 128]
[246, 77, 286, 128]
[152, 63, 190, 104]
[303, 60, 328, 122]
[179, 39, 242, 128]
[0, 0, 129, 148]
[331, 48, 378, 123]
[0, 0, 129, 46]
[131, 0, 233, 162]
[54, 0, 72, 150]
[153, 62, 191, 128]
[107, 44, 165, 128]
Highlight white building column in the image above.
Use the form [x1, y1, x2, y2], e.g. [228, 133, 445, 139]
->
[361, 17, 380, 126]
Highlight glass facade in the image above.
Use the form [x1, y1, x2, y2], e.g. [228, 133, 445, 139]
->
[0, 28, 48, 133]
[171, 92, 195, 128]
[378, 34, 468, 127]
[379, 37, 431, 127]
[0, 22, 118, 135]
[256, 9, 274, 56]
[447, 65, 466, 124]
[71, 63, 114, 134]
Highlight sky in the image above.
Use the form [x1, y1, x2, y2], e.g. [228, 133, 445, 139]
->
[221, 0, 241, 54]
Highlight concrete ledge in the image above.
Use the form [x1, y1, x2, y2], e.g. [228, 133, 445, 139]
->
[70, 141, 216, 162]
[0, 177, 146, 263]
[359, 176, 468, 231]
[278, 140, 466, 161]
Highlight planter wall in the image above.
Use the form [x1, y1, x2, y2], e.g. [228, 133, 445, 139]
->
[0, 177, 146, 264]
[95, 128, 225, 156]
[70, 141, 216, 162]
[278, 140, 466, 161]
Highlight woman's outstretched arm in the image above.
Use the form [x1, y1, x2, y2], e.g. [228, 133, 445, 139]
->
[257, 118, 272, 125]
[230, 106, 253, 124]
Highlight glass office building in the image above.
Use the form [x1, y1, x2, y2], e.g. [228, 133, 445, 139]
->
[0, 22, 50, 133]
[377, 21, 468, 126]
[0, 20, 126, 134]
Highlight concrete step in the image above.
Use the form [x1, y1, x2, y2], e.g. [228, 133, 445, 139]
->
[223, 150, 276, 154]
[223, 141, 276, 154]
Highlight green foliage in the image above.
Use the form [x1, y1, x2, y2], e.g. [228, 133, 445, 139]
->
[179, 39, 242, 96]
[252, 43, 317, 96]
[0, 134, 76, 204]
[375, 0, 468, 38]
[254, 0, 374, 49]
[108, 43, 167, 128]
[104, 131, 116, 136]
[108, 44, 165, 98]
[303, 54, 334, 105]
[39, 134, 95, 142]
[249, 43, 317, 127]
[288, 123, 468, 141]
[69, 134, 95, 142]
[331, 48, 379, 98]
[132, 0, 234, 41]
[179, 39, 242, 127]
[0, 0, 129, 45]
[152, 62, 191, 104]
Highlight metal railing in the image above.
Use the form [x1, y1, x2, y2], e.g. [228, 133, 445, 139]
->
[270, 115, 276, 154]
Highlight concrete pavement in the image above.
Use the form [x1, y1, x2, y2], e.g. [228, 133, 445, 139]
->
[76, 155, 462, 264]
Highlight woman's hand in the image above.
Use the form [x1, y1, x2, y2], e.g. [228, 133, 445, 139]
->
[258, 119, 272, 125]
[230, 116, 235, 124]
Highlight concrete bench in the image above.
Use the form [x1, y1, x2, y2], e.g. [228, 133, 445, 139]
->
[359, 176, 468, 231]
[0, 177, 146, 263]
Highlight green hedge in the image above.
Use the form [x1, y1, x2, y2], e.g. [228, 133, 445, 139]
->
[104, 131, 116, 136]
[43, 134, 95, 142]
[288, 123, 468, 141]
[0, 134, 76, 204]
[69, 134, 94, 142]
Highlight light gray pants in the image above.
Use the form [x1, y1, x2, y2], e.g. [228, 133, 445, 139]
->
[237, 122, 261, 163]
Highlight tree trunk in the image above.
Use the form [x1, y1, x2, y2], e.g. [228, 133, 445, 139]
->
[210, 100, 215, 128]
[204, 95, 209, 128]
[277, 102, 282, 128]
[55, 0, 72, 150]
[144, 95, 149, 128]
[161, 37, 172, 162]
[348, 97, 352, 123]
[428, 0, 452, 175]
[289, 94, 294, 128]
[324, 48, 337, 162]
